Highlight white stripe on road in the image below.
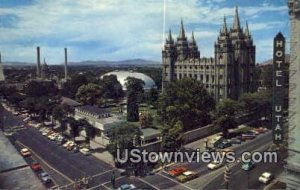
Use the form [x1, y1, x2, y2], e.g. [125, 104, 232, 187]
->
[15, 140, 74, 183]
[89, 176, 125, 190]
[157, 173, 194, 190]
[137, 177, 160, 190]
[91, 169, 115, 178]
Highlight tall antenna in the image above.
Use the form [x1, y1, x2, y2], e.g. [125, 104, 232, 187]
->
[162, 0, 166, 49]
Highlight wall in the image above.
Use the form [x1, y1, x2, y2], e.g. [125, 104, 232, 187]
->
[182, 124, 219, 144]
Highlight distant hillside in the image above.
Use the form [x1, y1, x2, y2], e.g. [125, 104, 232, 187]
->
[259, 54, 290, 66]
[3, 59, 161, 67]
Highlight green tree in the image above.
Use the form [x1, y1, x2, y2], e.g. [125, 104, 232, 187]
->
[61, 75, 88, 98]
[139, 112, 153, 128]
[214, 115, 237, 139]
[125, 77, 145, 122]
[107, 123, 142, 164]
[78, 119, 99, 147]
[145, 87, 159, 106]
[76, 83, 103, 105]
[158, 78, 215, 131]
[101, 75, 124, 100]
[161, 121, 183, 152]
[214, 99, 239, 138]
[68, 117, 81, 141]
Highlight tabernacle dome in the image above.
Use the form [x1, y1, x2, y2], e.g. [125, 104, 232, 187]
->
[101, 70, 157, 90]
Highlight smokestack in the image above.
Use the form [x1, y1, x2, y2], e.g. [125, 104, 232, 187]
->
[37, 46, 41, 78]
[64, 48, 68, 80]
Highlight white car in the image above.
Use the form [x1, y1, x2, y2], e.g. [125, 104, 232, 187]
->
[207, 161, 223, 170]
[80, 148, 91, 155]
[118, 184, 136, 190]
[63, 141, 73, 148]
[48, 133, 58, 140]
[42, 129, 50, 136]
[259, 172, 273, 184]
[20, 148, 31, 157]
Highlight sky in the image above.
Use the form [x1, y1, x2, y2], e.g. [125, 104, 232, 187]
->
[0, 0, 289, 64]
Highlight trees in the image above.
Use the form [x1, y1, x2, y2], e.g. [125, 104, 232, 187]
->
[157, 78, 215, 131]
[161, 121, 184, 152]
[139, 112, 153, 128]
[101, 75, 124, 100]
[145, 87, 159, 106]
[68, 117, 81, 141]
[76, 83, 103, 106]
[125, 77, 145, 122]
[107, 123, 142, 164]
[78, 119, 99, 147]
[214, 99, 239, 138]
[61, 75, 88, 98]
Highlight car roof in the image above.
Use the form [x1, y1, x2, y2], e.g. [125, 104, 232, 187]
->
[262, 172, 271, 177]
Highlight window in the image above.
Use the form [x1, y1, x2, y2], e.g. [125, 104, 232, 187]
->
[179, 74, 182, 79]
[200, 75, 203, 81]
[194, 74, 197, 79]
[206, 75, 209, 82]
[189, 74, 193, 78]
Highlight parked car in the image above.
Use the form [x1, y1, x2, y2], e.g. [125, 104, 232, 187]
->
[80, 148, 91, 155]
[207, 161, 223, 170]
[20, 148, 31, 157]
[168, 166, 188, 176]
[39, 172, 51, 184]
[118, 184, 136, 190]
[176, 171, 198, 183]
[217, 141, 232, 149]
[259, 172, 273, 184]
[30, 161, 42, 171]
[67, 143, 75, 151]
[242, 161, 255, 171]
[241, 133, 256, 140]
[72, 145, 79, 153]
[63, 141, 73, 148]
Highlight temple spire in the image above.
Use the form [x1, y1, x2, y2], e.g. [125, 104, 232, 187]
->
[179, 19, 186, 39]
[167, 29, 173, 42]
[232, 6, 241, 30]
[191, 31, 196, 43]
[221, 15, 228, 34]
[244, 21, 250, 37]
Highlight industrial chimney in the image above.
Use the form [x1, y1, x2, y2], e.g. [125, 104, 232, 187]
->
[64, 48, 68, 80]
[37, 46, 41, 78]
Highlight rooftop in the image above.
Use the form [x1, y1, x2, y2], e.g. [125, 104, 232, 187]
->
[76, 105, 109, 116]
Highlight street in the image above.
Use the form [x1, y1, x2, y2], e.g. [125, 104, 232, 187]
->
[1, 104, 284, 190]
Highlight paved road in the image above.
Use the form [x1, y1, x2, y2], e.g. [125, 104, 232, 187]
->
[1, 103, 279, 190]
[203, 146, 286, 190]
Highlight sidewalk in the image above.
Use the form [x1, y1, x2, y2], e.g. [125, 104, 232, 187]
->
[89, 141, 115, 167]
[184, 124, 248, 151]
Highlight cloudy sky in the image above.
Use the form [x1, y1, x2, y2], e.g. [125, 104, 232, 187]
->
[0, 0, 289, 64]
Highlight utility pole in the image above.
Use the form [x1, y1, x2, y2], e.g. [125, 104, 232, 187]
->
[224, 165, 231, 190]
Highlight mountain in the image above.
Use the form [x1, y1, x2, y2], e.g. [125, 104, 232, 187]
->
[2, 59, 161, 67]
[259, 54, 290, 66]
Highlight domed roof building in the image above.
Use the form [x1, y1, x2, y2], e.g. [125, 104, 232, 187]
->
[101, 70, 157, 90]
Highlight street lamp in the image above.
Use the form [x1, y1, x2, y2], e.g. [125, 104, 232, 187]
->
[224, 165, 231, 190]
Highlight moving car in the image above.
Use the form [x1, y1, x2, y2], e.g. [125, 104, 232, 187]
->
[255, 127, 268, 134]
[259, 172, 273, 184]
[176, 171, 198, 183]
[207, 161, 223, 170]
[242, 161, 255, 171]
[30, 161, 42, 171]
[39, 172, 52, 184]
[80, 148, 91, 155]
[118, 184, 136, 190]
[20, 148, 31, 157]
[229, 138, 242, 144]
[168, 166, 188, 177]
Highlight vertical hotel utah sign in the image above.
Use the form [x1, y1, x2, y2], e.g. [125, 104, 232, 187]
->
[272, 32, 285, 145]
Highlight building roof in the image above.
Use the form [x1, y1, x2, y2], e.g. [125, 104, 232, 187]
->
[76, 105, 109, 115]
[61, 96, 81, 107]
[101, 70, 157, 90]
